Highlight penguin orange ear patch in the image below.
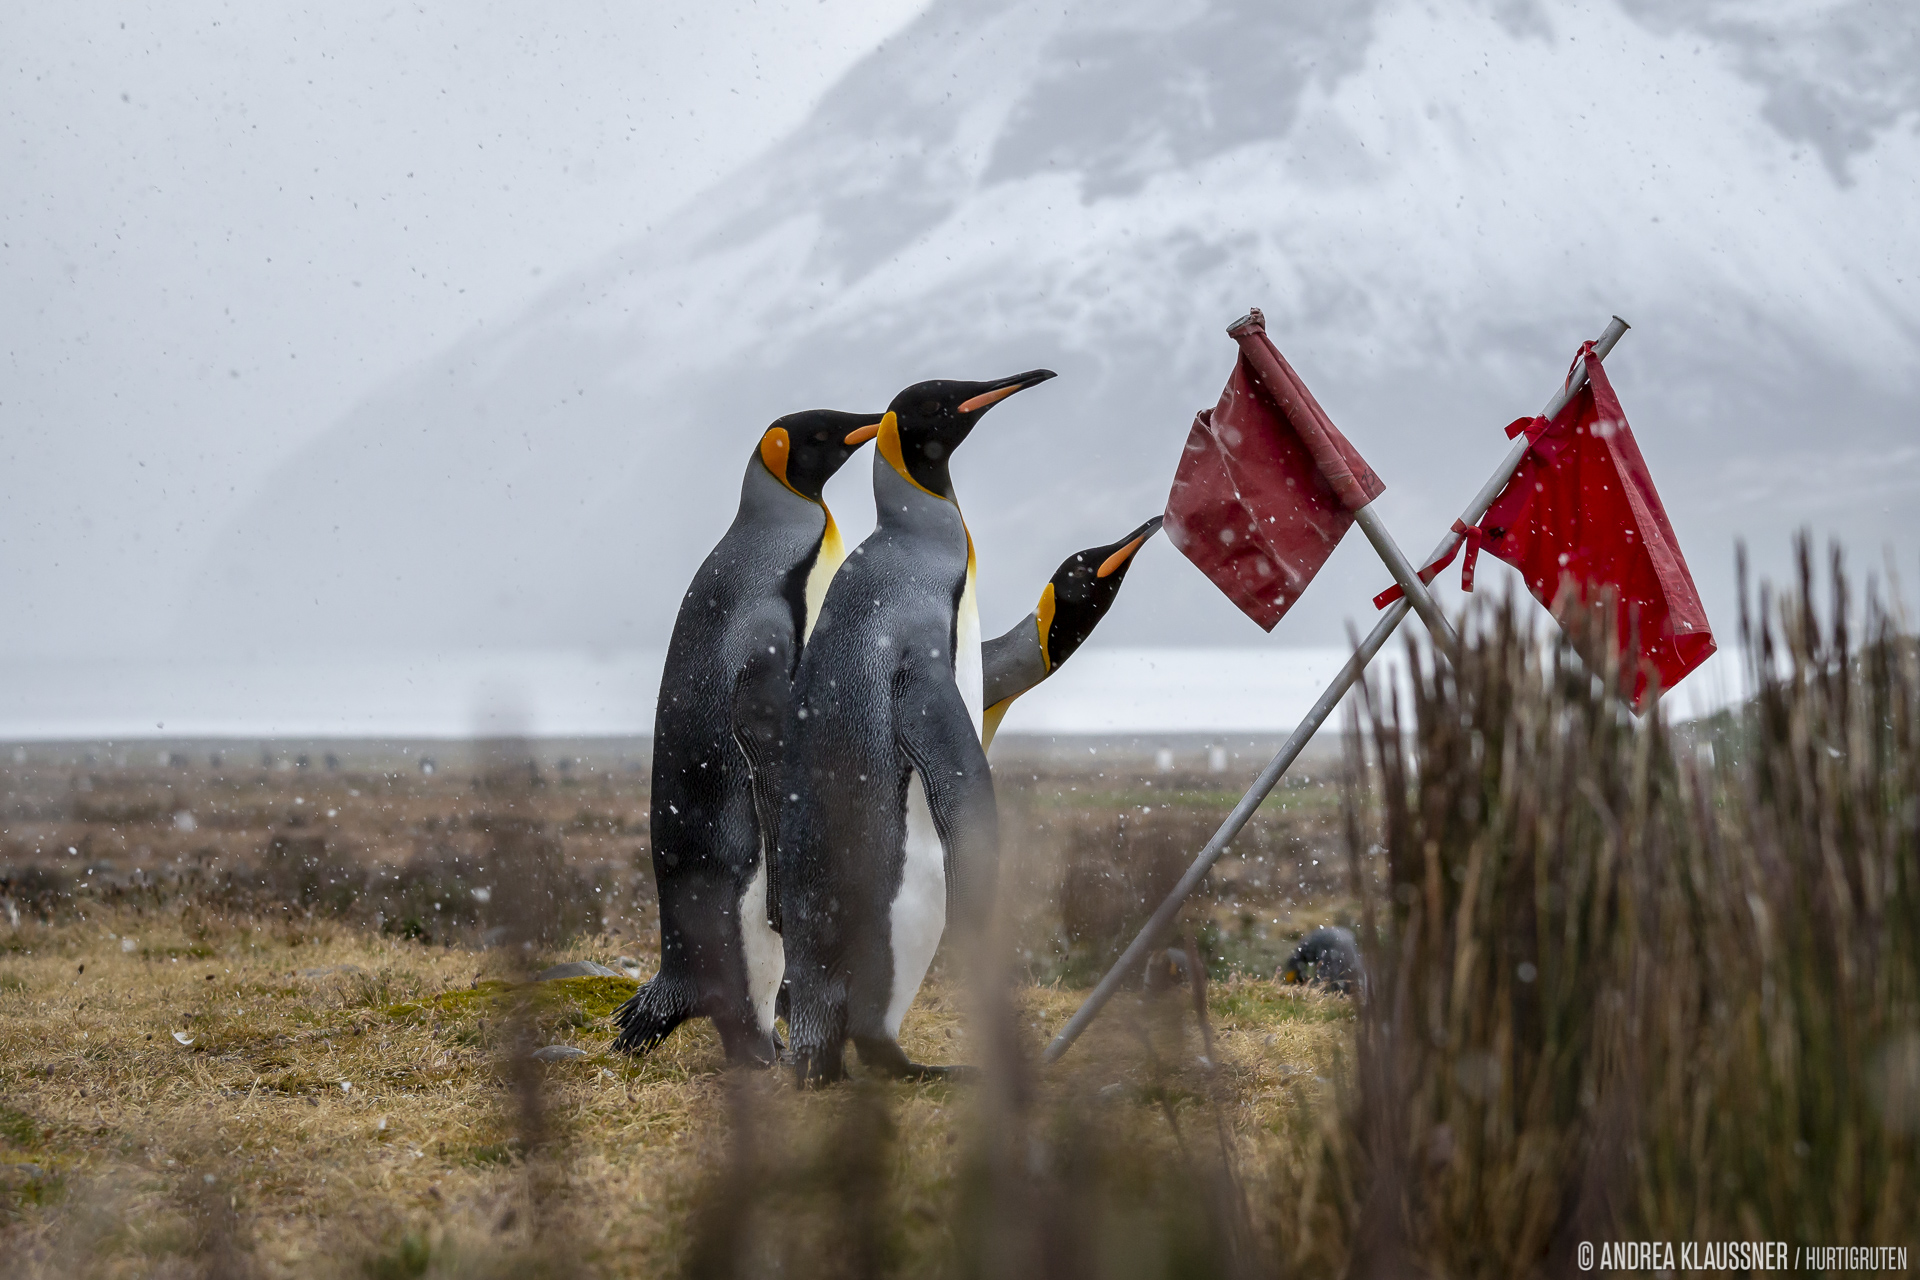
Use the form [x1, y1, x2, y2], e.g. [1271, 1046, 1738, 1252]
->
[759, 427, 792, 485]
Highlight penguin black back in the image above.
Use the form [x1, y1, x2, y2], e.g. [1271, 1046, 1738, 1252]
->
[777, 370, 1054, 1085]
[1279, 926, 1362, 994]
[613, 408, 880, 1065]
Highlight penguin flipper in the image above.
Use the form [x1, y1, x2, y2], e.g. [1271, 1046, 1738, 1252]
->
[730, 633, 794, 934]
[611, 973, 697, 1056]
[892, 666, 999, 931]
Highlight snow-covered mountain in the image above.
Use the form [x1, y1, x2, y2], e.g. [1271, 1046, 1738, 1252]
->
[192, 0, 1920, 659]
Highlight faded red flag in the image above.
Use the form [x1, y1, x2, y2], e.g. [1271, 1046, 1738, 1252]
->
[1378, 342, 1714, 705]
[1164, 309, 1385, 631]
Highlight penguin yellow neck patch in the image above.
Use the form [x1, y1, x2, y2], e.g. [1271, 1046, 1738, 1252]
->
[981, 697, 1012, 751]
[1035, 582, 1057, 672]
[758, 426, 817, 502]
[876, 412, 946, 501]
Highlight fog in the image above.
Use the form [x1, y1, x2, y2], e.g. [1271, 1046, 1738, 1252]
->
[4, 0, 1915, 736]
[2, 0, 924, 659]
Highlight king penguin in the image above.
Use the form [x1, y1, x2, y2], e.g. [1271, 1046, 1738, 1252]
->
[751, 520, 1159, 1045]
[613, 408, 883, 1065]
[775, 370, 1055, 1084]
[979, 515, 1163, 749]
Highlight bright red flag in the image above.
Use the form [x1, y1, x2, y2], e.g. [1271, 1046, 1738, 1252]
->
[1379, 342, 1714, 705]
[1164, 309, 1385, 631]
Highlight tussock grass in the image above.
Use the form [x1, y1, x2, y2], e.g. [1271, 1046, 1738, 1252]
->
[1292, 542, 1920, 1276]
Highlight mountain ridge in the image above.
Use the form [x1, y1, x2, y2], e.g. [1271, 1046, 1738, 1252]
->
[189, 0, 1920, 659]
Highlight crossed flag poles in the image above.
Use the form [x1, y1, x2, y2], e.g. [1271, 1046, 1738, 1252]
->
[1043, 311, 1703, 1064]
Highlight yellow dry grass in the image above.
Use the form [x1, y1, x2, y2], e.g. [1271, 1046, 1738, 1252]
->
[0, 907, 1351, 1278]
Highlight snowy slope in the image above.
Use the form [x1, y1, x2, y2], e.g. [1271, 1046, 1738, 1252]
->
[190, 0, 1920, 661]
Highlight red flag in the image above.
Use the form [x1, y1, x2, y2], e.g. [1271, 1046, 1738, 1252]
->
[1380, 343, 1715, 705]
[1164, 309, 1386, 631]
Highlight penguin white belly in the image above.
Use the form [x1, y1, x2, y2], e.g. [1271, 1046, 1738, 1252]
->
[886, 771, 948, 1037]
[955, 563, 984, 737]
[738, 855, 785, 1036]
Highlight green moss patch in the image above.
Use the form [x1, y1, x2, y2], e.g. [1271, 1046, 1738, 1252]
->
[1208, 983, 1353, 1028]
[0, 1161, 64, 1217]
[457, 1140, 525, 1168]
[551, 974, 641, 1019]
[139, 944, 218, 961]
[0, 1104, 43, 1150]
[385, 979, 515, 1020]
[384, 974, 638, 1025]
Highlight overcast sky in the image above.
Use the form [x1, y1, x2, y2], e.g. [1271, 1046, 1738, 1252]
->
[2, 1, 923, 662]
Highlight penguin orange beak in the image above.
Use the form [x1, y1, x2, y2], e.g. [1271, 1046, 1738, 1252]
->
[957, 369, 1056, 415]
[1096, 515, 1164, 577]
[843, 422, 882, 446]
[1097, 535, 1149, 579]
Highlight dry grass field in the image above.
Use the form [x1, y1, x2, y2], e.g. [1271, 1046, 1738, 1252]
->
[1, 736, 1357, 1278]
[7, 552, 1915, 1277]
[0, 909, 1351, 1277]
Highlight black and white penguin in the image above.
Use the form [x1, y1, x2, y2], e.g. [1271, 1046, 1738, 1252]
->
[613, 409, 883, 1065]
[979, 516, 1163, 749]
[1279, 925, 1362, 994]
[776, 370, 1055, 1084]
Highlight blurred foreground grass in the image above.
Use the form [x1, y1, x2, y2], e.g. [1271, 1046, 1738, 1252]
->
[4, 541, 1917, 1276]
[0, 909, 1348, 1277]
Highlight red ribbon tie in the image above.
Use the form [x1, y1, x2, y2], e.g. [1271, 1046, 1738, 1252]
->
[1456, 520, 1484, 592]
[1372, 520, 1486, 609]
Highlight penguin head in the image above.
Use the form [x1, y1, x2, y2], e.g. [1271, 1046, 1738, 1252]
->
[756, 408, 890, 502]
[877, 370, 1057, 498]
[756, 409, 887, 503]
[1033, 516, 1163, 671]
[1280, 927, 1360, 990]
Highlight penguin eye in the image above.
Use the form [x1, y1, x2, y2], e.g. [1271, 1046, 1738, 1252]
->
[921, 400, 941, 417]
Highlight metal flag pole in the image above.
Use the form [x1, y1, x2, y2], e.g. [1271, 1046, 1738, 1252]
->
[1042, 315, 1631, 1065]
[1352, 500, 1459, 656]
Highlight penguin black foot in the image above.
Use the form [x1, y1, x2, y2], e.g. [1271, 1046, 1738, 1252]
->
[713, 1015, 781, 1069]
[791, 1045, 847, 1088]
[611, 975, 695, 1056]
[852, 1035, 975, 1083]
[899, 1061, 977, 1084]
[719, 1038, 781, 1069]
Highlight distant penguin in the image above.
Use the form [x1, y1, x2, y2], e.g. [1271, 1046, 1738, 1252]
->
[979, 516, 1163, 749]
[1279, 926, 1361, 994]
[613, 409, 883, 1064]
[776, 369, 1055, 1084]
